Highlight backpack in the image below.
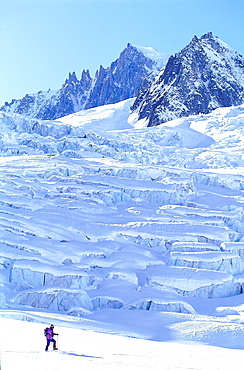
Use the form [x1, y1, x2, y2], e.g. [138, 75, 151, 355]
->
[44, 328, 49, 337]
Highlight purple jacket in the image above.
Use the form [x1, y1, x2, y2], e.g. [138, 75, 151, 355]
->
[45, 328, 54, 340]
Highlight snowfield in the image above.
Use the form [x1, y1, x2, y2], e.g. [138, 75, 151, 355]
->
[1, 99, 244, 368]
[1, 314, 244, 370]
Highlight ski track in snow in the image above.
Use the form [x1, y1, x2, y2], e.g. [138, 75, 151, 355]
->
[1, 101, 244, 368]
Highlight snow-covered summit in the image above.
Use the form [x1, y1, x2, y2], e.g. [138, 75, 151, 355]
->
[132, 32, 244, 126]
[130, 43, 169, 69]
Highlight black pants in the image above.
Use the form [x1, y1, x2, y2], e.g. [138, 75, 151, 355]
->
[45, 338, 56, 351]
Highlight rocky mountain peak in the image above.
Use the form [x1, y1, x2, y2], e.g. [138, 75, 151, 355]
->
[84, 43, 167, 110]
[132, 33, 244, 127]
[64, 71, 78, 85]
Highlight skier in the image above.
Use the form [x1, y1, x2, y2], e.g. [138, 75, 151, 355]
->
[44, 324, 59, 351]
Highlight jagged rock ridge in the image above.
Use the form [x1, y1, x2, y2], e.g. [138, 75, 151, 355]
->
[132, 32, 244, 127]
[0, 44, 168, 120]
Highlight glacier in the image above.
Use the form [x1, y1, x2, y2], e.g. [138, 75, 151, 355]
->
[1, 98, 244, 364]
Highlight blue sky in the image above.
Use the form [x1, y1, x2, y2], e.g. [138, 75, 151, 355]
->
[1, 0, 244, 106]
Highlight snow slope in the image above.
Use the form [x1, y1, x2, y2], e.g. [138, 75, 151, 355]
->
[1, 314, 244, 370]
[56, 98, 135, 131]
[1, 100, 244, 368]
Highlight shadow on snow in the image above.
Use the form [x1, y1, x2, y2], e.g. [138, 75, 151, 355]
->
[60, 351, 103, 359]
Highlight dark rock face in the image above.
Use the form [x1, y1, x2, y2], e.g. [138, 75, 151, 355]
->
[1, 44, 166, 120]
[85, 44, 157, 109]
[132, 32, 244, 127]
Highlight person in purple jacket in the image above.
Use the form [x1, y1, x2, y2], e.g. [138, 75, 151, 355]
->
[44, 325, 59, 351]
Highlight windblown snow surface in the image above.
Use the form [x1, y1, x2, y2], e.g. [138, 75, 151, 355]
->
[1, 98, 244, 369]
